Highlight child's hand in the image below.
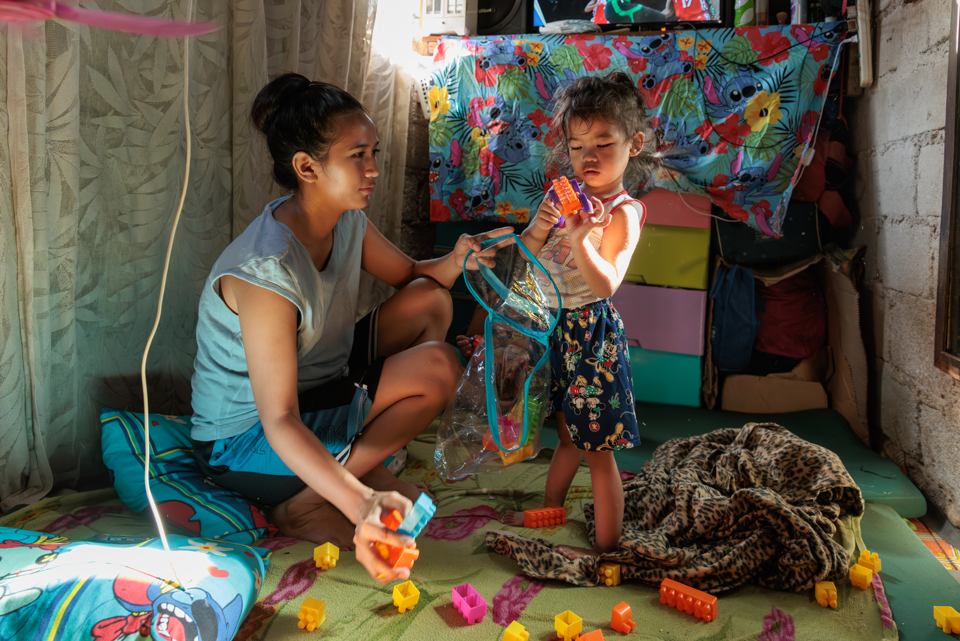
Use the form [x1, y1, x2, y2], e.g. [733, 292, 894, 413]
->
[531, 197, 563, 238]
[566, 196, 609, 247]
[453, 227, 513, 271]
[353, 491, 416, 584]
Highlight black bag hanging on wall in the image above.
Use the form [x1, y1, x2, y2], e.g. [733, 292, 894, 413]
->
[709, 264, 764, 373]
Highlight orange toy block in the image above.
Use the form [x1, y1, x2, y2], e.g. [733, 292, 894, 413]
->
[611, 601, 636, 634]
[858, 550, 882, 573]
[600, 562, 621, 587]
[503, 620, 530, 641]
[297, 597, 325, 631]
[659, 578, 718, 623]
[934, 606, 960, 634]
[849, 564, 873, 590]
[524, 507, 567, 528]
[580, 630, 605, 640]
[815, 581, 838, 608]
[392, 580, 420, 613]
[313, 542, 339, 570]
[381, 509, 403, 531]
[555, 610, 583, 641]
[550, 177, 583, 216]
[376, 541, 420, 570]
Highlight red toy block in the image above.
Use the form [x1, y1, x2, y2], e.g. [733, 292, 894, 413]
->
[580, 630, 605, 640]
[381, 509, 403, 531]
[659, 578, 717, 623]
[523, 506, 567, 528]
[611, 601, 636, 634]
[375, 541, 420, 571]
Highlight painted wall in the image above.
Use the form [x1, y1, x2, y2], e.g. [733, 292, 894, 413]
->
[849, 0, 958, 525]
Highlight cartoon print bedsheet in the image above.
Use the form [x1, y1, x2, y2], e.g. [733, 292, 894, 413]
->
[0, 526, 267, 641]
[427, 25, 845, 237]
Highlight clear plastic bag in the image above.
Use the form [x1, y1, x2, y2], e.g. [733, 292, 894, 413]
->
[434, 234, 561, 480]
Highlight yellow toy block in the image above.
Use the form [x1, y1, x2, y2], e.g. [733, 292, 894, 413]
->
[555, 610, 583, 641]
[313, 542, 339, 570]
[815, 581, 838, 608]
[858, 550, 881, 573]
[503, 620, 530, 641]
[934, 606, 960, 634]
[600, 562, 621, 587]
[849, 564, 873, 590]
[393, 580, 420, 613]
[297, 597, 325, 631]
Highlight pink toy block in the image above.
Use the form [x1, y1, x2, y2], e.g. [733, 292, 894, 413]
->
[659, 578, 717, 623]
[611, 601, 636, 633]
[451, 583, 487, 625]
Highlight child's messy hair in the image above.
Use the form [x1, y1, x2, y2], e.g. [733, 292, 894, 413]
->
[545, 72, 656, 190]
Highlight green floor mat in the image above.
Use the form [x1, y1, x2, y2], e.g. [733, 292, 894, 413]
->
[541, 403, 926, 518]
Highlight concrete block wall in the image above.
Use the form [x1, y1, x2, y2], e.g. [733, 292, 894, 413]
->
[849, 0, 959, 526]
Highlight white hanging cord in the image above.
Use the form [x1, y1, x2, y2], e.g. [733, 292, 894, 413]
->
[139, 0, 196, 586]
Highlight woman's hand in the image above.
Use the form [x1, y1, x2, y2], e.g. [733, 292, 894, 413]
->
[566, 196, 610, 248]
[453, 226, 514, 271]
[353, 491, 417, 584]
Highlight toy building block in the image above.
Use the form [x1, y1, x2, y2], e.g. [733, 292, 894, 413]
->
[297, 597, 325, 631]
[815, 581, 838, 608]
[451, 583, 488, 625]
[659, 578, 718, 623]
[555, 610, 583, 641]
[858, 550, 882, 573]
[934, 606, 960, 634]
[849, 563, 873, 590]
[397, 493, 436, 539]
[381, 508, 403, 532]
[392, 580, 420, 613]
[547, 176, 593, 228]
[503, 620, 530, 641]
[600, 562, 621, 587]
[581, 631, 605, 641]
[523, 506, 567, 528]
[375, 540, 420, 571]
[611, 601, 636, 634]
[313, 542, 339, 571]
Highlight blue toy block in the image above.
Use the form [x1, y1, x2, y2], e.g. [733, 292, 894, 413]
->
[397, 493, 436, 539]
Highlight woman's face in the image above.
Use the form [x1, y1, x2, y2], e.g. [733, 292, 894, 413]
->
[313, 111, 380, 211]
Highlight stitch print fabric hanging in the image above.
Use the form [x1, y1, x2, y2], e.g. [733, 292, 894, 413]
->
[427, 24, 845, 237]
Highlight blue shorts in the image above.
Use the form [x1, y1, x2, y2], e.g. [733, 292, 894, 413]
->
[548, 299, 641, 452]
[193, 306, 384, 508]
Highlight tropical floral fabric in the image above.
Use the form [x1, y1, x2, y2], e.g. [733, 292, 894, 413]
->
[427, 25, 845, 237]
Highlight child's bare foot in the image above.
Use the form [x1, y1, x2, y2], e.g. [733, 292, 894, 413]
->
[556, 544, 600, 560]
[269, 490, 357, 550]
[501, 510, 525, 526]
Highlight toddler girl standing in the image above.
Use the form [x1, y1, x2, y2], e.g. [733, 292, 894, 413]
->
[503, 72, 653, 559]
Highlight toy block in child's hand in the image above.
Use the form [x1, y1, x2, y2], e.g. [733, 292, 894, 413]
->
[547, 177, 593, 228]
[313, 542, 339, 570]
[376, 540, 420, 571]
[297, 597, 325, 631]
[554, 610, 583, 641]
[659, 578, 718, 622]
[381, 509, 403, 532]
[451, 583, 488, 625]
[392, 580, 420, 613]
[599, 562, 621, 587]
[611, 601, 636, 633]
[523, 506, 567, 528]
[397, 493, 436, 539]
[858, 550, 881, 573]
[849, 563, 872, 590]
[935, 606, 960, 634]
[503, 620, 529, 641]
[815, 581, 838, 608]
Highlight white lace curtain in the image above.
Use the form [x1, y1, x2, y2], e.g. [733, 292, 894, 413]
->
[0, 0, 411, 511]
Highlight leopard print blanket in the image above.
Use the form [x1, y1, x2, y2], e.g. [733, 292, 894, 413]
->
[485, 423, 865, 593]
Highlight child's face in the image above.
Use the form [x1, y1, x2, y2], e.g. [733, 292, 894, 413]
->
[566, 117, 641, 194]
[312, 112, 380, 211]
